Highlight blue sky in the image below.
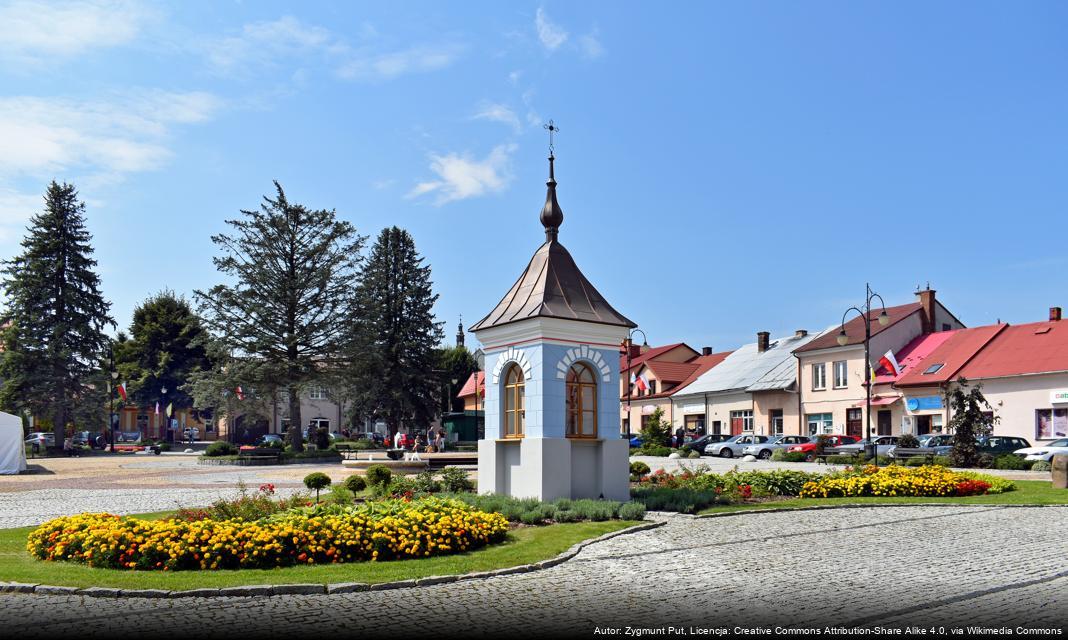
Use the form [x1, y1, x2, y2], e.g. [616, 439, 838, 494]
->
[1, 1, 1066, 353]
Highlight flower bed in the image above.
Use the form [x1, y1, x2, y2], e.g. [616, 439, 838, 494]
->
[798, 465, 1015, 499]
[629, 467, 823, 513]
[27, 497, 508, 571]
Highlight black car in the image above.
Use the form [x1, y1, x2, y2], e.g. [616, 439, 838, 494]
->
[978, 436, 1031, 456]
[685, 433, 733, 455]
[353, 432, 386, 445]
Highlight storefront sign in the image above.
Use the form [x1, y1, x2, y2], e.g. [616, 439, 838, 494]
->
[1050, 390, 1068, 404]
[679, 402, 704, 414]
[906, 396, 943, 412]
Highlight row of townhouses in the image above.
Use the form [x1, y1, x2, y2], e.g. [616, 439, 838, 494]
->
[615, 288, 1068, 444]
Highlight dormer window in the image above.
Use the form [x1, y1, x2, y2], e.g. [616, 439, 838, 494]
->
[923, 363, 944, 375]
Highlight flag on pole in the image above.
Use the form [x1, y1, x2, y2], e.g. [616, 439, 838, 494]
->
[154, 402, 160, 416]
[878, 350, 901, 377]
[166, 402, 173, 418]
[634, 372, 650, 393]
[117, 382, 128, 402]
[235, 386, 245, 401]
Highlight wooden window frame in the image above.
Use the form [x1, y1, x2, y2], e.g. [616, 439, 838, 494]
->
[503, 364, 525, 439]
[566, 362, 598, 439]
[832, 361, 848, 389]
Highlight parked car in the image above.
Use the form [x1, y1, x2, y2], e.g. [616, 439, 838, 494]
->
[704, 434, 773, 458]
[741, 435, 809, 459]
[686, 433, 733, 454]
[390, 433, 414, 449]
[1013, 438, 1068, 462]
[353, 432, 386, 446]
[254, 434, 285, 448]
[833, 436, 900, 458]
[887, 433, 953, 459]
[978, 436, 1031, 456]
[24, 432, 55, 451]
[786, 435, 861, 461]
[628, 435, 643, 448]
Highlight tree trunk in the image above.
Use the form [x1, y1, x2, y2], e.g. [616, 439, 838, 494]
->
[288, 382, 303, 451]
[53, 403, 66, 454]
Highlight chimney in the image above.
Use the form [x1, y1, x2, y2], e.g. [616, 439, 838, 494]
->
[757, 331, 770, 353]
[1051, 307, 1063, 322]
[701, 346, 713, 356]
[629, 345, 641, 359]
[917, 286, 936, 334]
[795, 329, 808, 338]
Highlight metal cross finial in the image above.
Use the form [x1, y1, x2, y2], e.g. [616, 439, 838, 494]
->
[543, 120, 560, 155]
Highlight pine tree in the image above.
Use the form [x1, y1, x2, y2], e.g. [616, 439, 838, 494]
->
[195, 182, 363, 451]
[0, 181, 112, 447]
[115, 290, 213, 419]
[946, 378, 999, 468]
[346, 227, 443, 441]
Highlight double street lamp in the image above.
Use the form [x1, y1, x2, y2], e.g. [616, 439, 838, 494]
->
[108, 341, 117, 453]
[837, 282, 889, 464]
[620, 329, 648, 439]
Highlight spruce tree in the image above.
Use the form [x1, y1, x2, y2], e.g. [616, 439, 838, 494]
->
[946, 378, 999, 468]
[0, 181, 112, 447]
[115, 290, 213, 419]
[195, 182, 363, 451]
[346, 227, 443, 441]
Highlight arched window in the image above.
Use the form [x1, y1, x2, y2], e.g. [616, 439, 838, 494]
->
[566, 362, 597, 438]
[503, 364, 525, 438]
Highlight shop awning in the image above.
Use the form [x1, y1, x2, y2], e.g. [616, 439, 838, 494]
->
[852, 396, 899, 408]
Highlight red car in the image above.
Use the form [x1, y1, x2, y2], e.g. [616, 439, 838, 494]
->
[390, 433, 414, 449]
[787, 435, 860, 461]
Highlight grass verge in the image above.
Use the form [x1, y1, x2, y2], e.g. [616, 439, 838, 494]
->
[697, 480, 1067, 515]
[0, 517, 637, 590]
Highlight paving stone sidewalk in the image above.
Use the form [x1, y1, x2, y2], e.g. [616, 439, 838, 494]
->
[2, 506, 1065, 638]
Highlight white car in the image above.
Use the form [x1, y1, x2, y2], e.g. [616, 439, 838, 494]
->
[1014, 438, 1068, 462]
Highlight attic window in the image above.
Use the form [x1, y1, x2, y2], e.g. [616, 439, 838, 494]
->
[1035, 326, 1052, 335]
[923, 363, 944, 375]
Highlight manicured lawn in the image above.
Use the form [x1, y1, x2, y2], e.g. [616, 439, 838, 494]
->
[697, 480, 1067, 515]
[0, 517, 637, 590]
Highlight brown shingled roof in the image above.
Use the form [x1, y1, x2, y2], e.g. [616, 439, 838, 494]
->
[794, 303, 922, 353]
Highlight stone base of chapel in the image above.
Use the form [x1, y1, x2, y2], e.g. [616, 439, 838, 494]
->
[477, 437, 630, 502]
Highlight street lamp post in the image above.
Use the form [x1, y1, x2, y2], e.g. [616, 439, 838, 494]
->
[161, 386, 168, 443]
[837, 282, 890, 465]
[108, 342, 117, 452]
[620, 329, 648, 439]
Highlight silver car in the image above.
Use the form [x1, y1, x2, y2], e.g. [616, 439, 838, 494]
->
[834, 436, 900, 458]
[741, 435, 809, 459]
[887, 434, 953, 459]
[705, 434, 773, 458]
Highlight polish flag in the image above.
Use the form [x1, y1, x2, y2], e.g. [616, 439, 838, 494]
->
[235, 386, 245, 401]
[117, 382, 128, 402]
[878, 350, 902, 377]
[631, 372, 649, 393]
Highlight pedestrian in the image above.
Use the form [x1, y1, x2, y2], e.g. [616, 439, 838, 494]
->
[427, 425, 436, 450]
[436, 428, 446, 453]
[675, 426, 686, 448]
[63, 435, 73, 457]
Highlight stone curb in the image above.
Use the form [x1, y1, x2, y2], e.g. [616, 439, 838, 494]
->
[693, 502, 1068, 519]
[2, 520, 662, 599]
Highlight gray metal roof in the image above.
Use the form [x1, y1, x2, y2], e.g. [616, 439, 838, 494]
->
[676, 329, 830, 396]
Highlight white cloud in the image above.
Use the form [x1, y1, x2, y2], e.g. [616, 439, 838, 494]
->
[535, 7, 568, 52]
[0, 0, 151, 63]
[0, 91, 221, 177]
[336, 44, 462, 81]
[408, 144, 517, 205]
[508, 70, 522, 86]
[473, 102, 522, 132]
[205, 16, 337, 75]
[0, 188, 41, 242]
[579, 31, 604, 58]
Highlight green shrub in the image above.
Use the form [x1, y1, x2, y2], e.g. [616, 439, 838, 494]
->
[630, 487, 720, 514]
[956, 471, 1016, 494]
[365, 464, 392, 488]
[570, 499, 616, 521]
[770, 449, 787, 462]
[1032, 460, 1052, 472]
[629, 461, 651, 477]
[412, 470, 441, 493]
[897, 433, 921, 448]
[554, 509, 580, 523]
[729, 470, 820, 496]
[993, 454, 1032, 470]
[933, 455, 952, 467]
[303, 472, 332, 502]
[687, 450, 701, 459]
[636, 444, 672, 457]
[350, 439, 376, 450]
[327, 484, 354, 505]
[343, 474, 367, 493]
[783, 452, 808, 463]
[617, 501, 647, 520]
[679, 445, 693, 455]
[439, 467, 474, 493]
[204, 441, 238, 457]
[157, 442, 172, 452]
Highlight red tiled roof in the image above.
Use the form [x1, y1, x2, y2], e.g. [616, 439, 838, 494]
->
[956, 321, 1068, 380]
[644, 360, 700, 384]
[871, 331, 959, 385]
[895, 324, 1007, 387]
[621, 351, 732, 401]
[618, 343, 696, 373]
[457, 371, 485, 398]
[794, 303, 922, 353]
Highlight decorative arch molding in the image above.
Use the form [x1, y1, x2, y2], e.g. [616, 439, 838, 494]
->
[490, 347, 533, 384]
[555, 344, 611, 383]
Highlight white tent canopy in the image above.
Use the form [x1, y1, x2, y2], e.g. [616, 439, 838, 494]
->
[0, 411, 27, 474]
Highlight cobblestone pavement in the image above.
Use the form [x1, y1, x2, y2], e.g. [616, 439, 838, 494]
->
[2, 506, 1065, 638]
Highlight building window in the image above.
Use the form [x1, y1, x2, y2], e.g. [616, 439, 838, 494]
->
[1036, 408, 1068, 440]
[812, 363, 827, 391]
[730, 410, 754, 433]
[770, 409, 784, 435]
[833, 361, 848, 389]
[503, 364, 525, 438]
[923, 363, 944, 375]
[308, 386, 328, 400]
[310, 418, 330, 431]
[684, 414, 705, 434]
[931, 414, 944, 433]
[566, 363, 597, 438]
[806, 413, 833, 435]
[647, 380, 657, 395]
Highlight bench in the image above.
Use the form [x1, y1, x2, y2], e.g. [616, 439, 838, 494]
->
[891, 447, 937, 463]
